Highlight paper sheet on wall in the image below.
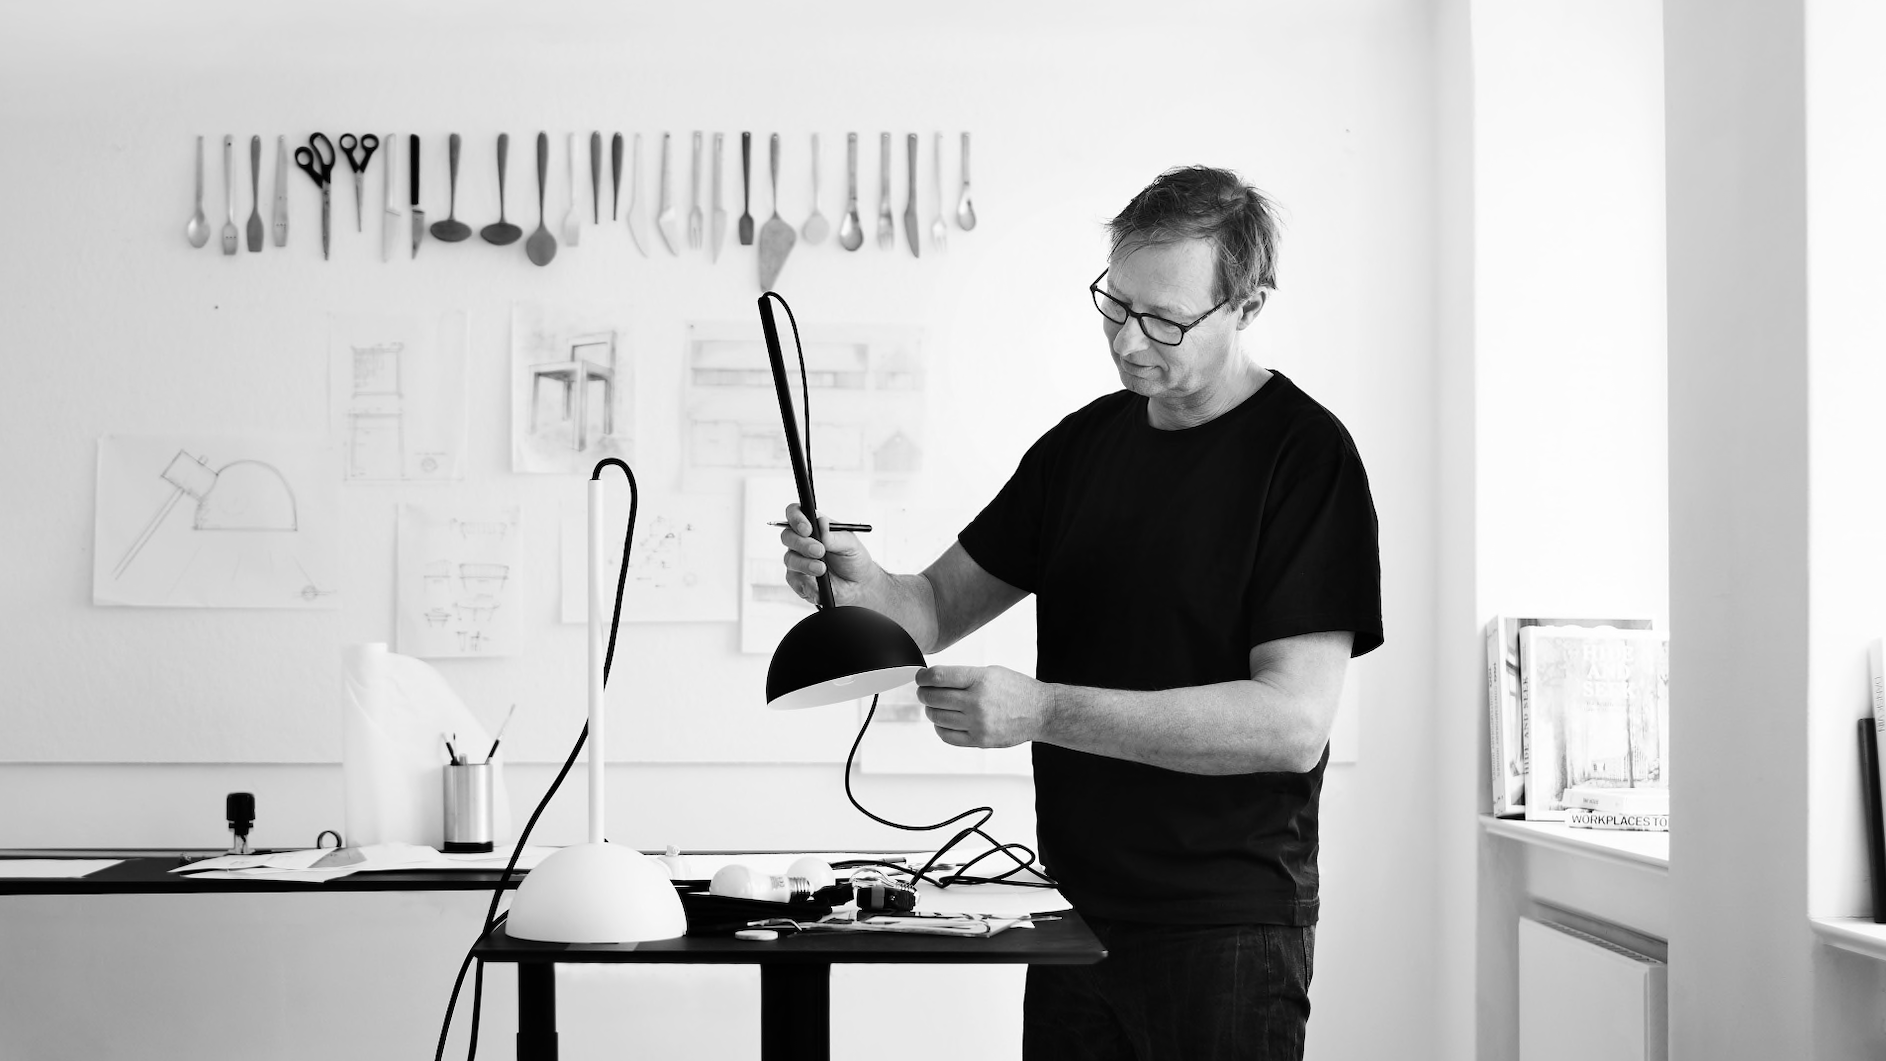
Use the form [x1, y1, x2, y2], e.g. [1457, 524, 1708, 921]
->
[397, 503, 522, 658]
[93, 434, 339, 608]
[682, 322, 925, 493]
[341, 643, 511, 847]
[328, 311, 469, 481]
[511, 302, 635, 474]
[559, 493, 739, 623]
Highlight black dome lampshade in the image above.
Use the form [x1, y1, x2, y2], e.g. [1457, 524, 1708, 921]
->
[758, 292, 927, 711]
[766, 605, 927, 710]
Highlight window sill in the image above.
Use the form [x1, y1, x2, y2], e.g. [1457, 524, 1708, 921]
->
[1811, 917, 1886, 962]
[1480, 815, 1669, 872]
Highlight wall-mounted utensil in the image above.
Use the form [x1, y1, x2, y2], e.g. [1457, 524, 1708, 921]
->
[687, 131, 703, 250]
[876, 132, 893, 250]
[480, 133, 522, 246]
[562, 133, 581, 248]
[930, 132, 948, 252]
[590, 131, 601, 224]
[272, 136, 289, 247]
[245, 136, 263, 252]
[294, 133, 336, 260]
[221, 135, 238, 255]
[625, 132, 648, 257]
[655, 132, 681, 255]
[339, 133, 379, 232]
[186, 136, 209, 248]
[802, 132, 829, 245]
[410, 134, 424, 258]
[430, 133, 471, 242]
[902, 133, 920, 258]
[757, 133, 797, 290]
[838, 132, 863, 252]
[381, 132, 399, 263]
[526, 131, 557, 266]
[710, 132, 726, 262]
[737, 131, 754, 246]
[610, 133, 623, 221]
[957, 131, 976, 230]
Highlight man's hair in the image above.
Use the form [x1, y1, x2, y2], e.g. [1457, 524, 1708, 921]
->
[1107, 166, 1281, 304]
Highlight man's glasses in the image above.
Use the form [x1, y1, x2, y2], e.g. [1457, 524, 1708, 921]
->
[1089, 269, 1233, 347]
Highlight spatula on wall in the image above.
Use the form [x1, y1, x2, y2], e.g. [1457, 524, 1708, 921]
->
[757, 133, 797, 290]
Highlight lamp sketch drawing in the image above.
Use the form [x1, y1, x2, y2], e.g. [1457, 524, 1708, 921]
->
[112, 450, 299, 580]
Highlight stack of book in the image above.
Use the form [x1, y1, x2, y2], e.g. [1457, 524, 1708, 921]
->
[1486, 617, 1669, 831]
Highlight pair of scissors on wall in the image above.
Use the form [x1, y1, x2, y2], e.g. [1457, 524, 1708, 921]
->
[294, 133, 336, 260]
[337, 133, 379, 232]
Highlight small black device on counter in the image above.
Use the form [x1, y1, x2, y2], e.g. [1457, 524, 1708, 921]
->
[225, 792, 255, 855]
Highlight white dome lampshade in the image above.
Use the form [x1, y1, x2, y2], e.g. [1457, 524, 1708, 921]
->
[503, 473, 686, 944]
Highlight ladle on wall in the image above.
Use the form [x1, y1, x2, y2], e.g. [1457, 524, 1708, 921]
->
[429, 134, 472, 243]
[480, 134, 523, 246]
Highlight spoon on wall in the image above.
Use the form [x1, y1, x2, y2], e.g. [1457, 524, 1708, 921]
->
[956, 131, 977, 231]
[186, 136, 209, 247]
[837, 132, 863, 252]
[526, 132, 558, 266]
[480, 133, 523, 246]
[430, 133, 472, 242]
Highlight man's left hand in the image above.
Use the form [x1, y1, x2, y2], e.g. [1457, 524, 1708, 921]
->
[914, 665, 1053, 749]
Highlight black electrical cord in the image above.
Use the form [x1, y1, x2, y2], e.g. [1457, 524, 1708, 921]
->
[433, 458, 641, 1061]
[763, 290, 1054, 895]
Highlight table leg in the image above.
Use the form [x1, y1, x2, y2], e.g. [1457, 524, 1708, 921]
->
[760, 963, 831, 1061]
[516, 963, 557, 1061]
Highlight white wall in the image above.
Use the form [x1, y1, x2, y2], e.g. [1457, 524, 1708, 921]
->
[0, 2, 1447, 1059]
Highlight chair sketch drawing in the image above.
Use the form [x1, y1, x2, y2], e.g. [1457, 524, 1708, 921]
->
[529, 331, 617, 452]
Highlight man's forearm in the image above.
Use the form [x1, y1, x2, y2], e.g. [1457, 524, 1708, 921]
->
[1036, 680, 1326, 775]
[856, 567, 946, 653]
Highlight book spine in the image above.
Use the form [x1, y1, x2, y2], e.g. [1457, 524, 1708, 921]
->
[1568, 811, 1669, 831]
[1566, 791, 1669, 814]
[1871, 639, 1886, 868]
[1859, 717, 1886, 924]
[1488, 619, 1509, 816]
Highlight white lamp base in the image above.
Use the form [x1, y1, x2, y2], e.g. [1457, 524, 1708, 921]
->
[504, 842, 688, 943]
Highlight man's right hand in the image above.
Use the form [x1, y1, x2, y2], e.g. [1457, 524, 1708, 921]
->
[779, 502, 877, 606]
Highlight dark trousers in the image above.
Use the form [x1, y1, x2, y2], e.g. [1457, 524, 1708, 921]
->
[1023, 917, 1315, 1061]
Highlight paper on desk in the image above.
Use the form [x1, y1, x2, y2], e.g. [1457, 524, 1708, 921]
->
[172, 849, 331, 874]
[173, 842, 557, 881]
[915, 882, 1070, 920]
[342, 643, 512, 848]
[0, 859, 124, 878]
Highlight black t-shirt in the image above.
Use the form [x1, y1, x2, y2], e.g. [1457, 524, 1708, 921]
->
[957, 371, 1382, 925]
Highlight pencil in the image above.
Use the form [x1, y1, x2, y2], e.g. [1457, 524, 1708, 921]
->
[767, 521, 873, 533]
[485, 703, 518, 762]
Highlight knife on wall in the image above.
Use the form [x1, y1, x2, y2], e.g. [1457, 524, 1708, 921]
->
[710, 132, 726, 261]
[381, 132, 399, 262]
[410, 134, 424, 258]
[271, 135, 289, 247]
[902, 133, 920, 258]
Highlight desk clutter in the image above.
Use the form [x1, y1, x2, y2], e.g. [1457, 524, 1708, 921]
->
[184, 129, 978, 284]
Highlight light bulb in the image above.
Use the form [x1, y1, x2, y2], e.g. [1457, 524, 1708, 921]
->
[709, 864, 813, 903]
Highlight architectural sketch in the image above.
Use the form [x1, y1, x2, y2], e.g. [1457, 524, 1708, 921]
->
[511, 303, 636, 474]
[94, 435, 338, 609]
[397, 503, 521, 658]
[682, 322, 925, 492]
[559, 492, 738, 624]
[328, 312, 468, 482]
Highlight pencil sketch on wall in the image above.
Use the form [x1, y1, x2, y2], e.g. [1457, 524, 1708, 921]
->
[559, 492, 739, 624]
[682, 322, 924, 494]
[397, 503, 522, 658]
[94, 435, 339, 608]
[511, 303, 635, 474]
[328, 312, 468, 481]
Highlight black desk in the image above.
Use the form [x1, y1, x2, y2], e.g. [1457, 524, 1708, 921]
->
[2, 853, 1107, 1061]
[475, 914, 1106, 1061]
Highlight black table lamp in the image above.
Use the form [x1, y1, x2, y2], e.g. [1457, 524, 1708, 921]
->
[757, 293, 926, 710]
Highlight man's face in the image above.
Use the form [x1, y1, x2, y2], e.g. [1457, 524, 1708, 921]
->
[1099, 238, 1251, 403]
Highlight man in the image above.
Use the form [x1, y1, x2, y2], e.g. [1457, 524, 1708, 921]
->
[779, 165, 1382, 1060]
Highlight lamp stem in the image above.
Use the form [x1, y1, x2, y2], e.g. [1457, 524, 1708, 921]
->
[586, 478, 606, 845]
[759, 295, 834, 610]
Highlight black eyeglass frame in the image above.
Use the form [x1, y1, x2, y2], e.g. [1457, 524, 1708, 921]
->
[1089, 269, 1236, 347]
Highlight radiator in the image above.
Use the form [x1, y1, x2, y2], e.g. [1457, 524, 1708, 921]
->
[1518, 917, 1668, 1061]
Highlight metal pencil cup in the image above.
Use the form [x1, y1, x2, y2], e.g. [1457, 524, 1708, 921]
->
[442, 762, 494, 853]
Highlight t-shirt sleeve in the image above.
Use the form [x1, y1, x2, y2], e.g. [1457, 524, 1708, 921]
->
[956, 426, 1061, 595]
[1246, 423, 1384, 658]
